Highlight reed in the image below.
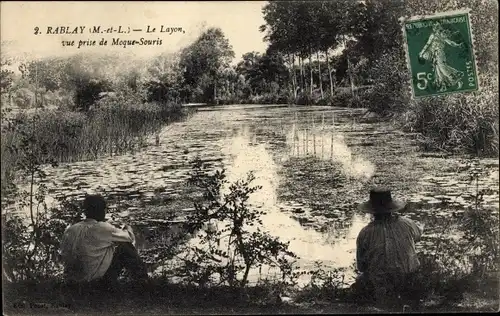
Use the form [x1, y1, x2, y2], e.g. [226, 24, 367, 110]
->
[0, 101, 187, 194]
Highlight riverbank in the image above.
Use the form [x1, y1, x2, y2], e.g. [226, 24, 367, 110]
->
[3, 276, 498, 315]
[0, 100, 191, 208]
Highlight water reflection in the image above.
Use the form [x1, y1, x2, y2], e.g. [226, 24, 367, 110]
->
[286, 113, 375, 181]
[182, 126, 372, 285]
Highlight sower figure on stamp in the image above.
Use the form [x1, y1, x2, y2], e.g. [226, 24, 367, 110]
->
[418, 22, 464, 92]
[60, 195, 148, 287]
[352, 187, 424, 308]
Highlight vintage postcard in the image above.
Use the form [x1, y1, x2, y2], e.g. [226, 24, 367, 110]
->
[1, 1, 498, 315]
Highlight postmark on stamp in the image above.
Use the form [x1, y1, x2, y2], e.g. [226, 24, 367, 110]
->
[402, 9, 479, 98]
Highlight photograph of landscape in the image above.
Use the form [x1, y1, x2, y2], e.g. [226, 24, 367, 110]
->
[1, 1, 498, 314]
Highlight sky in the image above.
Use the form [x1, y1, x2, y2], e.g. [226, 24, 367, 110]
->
[1, 1, 269, 64]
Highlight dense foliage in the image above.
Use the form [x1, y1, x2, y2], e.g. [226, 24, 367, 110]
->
[259, 0, 498, 155]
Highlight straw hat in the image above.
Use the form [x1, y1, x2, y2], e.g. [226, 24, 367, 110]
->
[358, 187, 406, 214]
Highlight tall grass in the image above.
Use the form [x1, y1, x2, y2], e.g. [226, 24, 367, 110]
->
[401, 75, 499, 156]
[360, 47, 499, 157]
[1, 99, 188, 199]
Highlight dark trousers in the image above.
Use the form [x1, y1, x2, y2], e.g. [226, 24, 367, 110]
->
[101, 242, 148, 283]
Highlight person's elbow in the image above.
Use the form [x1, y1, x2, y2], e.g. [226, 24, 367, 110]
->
[110, 234, 133, 244]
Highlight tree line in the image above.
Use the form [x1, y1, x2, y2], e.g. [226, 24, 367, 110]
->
[1, 0, 497, 128]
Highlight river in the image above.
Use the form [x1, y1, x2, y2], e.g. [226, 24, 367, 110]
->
[8, 104, 500, 286]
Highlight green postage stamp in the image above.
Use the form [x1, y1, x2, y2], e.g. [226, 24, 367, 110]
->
[402, 9, 479, 98]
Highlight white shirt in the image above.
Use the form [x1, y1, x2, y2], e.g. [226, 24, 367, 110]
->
[60, 219, 135, 282]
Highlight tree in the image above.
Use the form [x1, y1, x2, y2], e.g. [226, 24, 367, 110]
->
[261, 1, 362, 101]
[60, 55, 112, 111]
[236, 51, 289, 97]
[180, 28, 235, 103]
[25, 58, 67, 93]
[144, 52, 185, 104]
[261, 1, 302, 96]
[0, 58, 14, 93]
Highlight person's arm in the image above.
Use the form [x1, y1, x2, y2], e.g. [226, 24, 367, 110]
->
[99, 222, 134, 244]
[444, 38, 461, 47]
[419, 34, 435, 60]
[356, 231, 367, 273]
[123, 224, 136, 246]
[401, 217, 424, 242]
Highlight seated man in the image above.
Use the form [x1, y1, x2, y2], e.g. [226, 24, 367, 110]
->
[60, 194, 148, 285]
[353, 187, 424, 307]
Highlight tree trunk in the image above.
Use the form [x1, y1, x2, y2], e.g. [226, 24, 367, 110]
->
[288, 53, 296, 99]
[299, 56, 304, 94]
[292, 54, 298, 99]
[292, 54, 298, 98]
[347, 56, 355, 100]
[309, 49, 313, 97]
[242, 263, 251, 287]
[316, 50, 324, 99]
[213, 83, 217, 104]
[326, 49, 334, 96]
[344, 36, 355, 100]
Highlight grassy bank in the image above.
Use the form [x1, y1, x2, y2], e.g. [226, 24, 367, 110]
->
[3, 270, 498, 315]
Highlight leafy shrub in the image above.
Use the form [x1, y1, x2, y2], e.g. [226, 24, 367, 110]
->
[3, 155, 300, 296]
[331, 89, 353, 108]
[3, 198, 84, 282]
[363, 49, 410, 115]
[315, 95, 335, 106]
[172, 158, 299, 289]
[2, 135, 84, 286]
[293, 261, 351, 303]
[295, 92, 314, 106]
[359, 40, 498, 157]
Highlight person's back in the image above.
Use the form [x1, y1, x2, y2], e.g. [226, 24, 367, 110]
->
[61, 219, 133, 282]
[354, 188, 424, 307]
[60, 194, 146, 284]
[357, 214, 422, 278]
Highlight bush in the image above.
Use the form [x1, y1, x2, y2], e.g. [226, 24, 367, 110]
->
[363, 49, 410, 115]
[315, 95, 335, 106]
[2, 156, 300, 294]
[295, 92, 314, 106]
[359, 42, 498, 157]
[2, 186, 83, 282]
[331, 89, 354, 108]
[242, 91, 292, 105]
[293, 262, 351, 303]
[170, 158, 299, 289]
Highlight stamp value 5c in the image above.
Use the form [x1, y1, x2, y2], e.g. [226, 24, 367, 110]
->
[402, 10, 479, 98]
